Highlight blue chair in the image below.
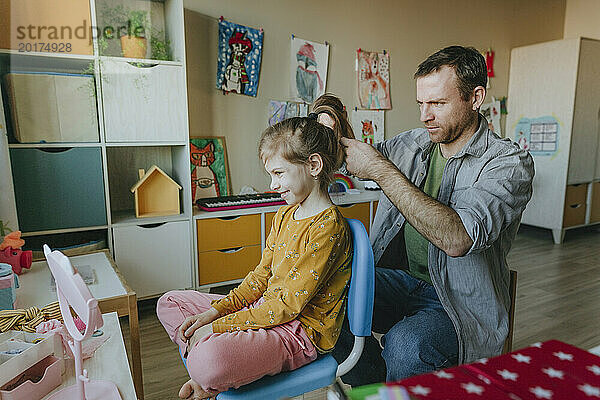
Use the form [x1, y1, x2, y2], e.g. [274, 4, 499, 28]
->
[182, 218, 375, 400]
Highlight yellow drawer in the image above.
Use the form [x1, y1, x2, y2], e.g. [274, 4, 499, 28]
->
[265, 212, 277, 238]
[591, 182, 600, 224]
[198, 245, 261, 285]
[563, 184, 587, 227]
[197, 214, 261, 252]
[337, 202, 371, 234]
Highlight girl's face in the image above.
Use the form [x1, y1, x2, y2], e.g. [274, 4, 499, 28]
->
[264, 153, 317, 206]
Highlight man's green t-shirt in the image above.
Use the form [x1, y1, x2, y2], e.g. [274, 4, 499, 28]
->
[404, 144, 447, 284]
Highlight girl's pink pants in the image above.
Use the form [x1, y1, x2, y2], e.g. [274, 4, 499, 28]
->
[156, 290, 318, 393]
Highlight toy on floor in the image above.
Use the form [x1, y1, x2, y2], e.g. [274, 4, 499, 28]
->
[0, 231, 32, 275]
[43, 244, 121, 400]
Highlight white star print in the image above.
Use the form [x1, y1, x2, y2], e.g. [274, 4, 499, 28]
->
[497, 369, 519, 381]
[512, 353, 532, 363]
[477, 374, 491, 385]
[461, 382, 485, 395]
[409, 385, 431, 395]
[542, 367, 564, 379]
[578, 383, 600, 397]
[587, 365, 600, 376]
[434, 370, 454, 379]
[532, 342, 543, 348]
[530, 386, 553, 399]
[553, 351, 574, 361]
[476, 358, 489, 364]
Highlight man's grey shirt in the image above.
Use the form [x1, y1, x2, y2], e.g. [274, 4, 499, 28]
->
[371, 115, 534, 364]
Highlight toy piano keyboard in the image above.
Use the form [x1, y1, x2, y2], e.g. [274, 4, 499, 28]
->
[196, 193, 286, 212]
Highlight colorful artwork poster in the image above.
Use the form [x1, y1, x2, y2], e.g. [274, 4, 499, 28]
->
[351, 110, 385, 144]
[190, 137, 231, 202]
[216, 20, 264, 97]
[290, 37, 329, 103]
[357, 50, 391, 110]
[514, 116, 559, 155]
[481, 99, 502, 137]
[268, 100, 309, 126]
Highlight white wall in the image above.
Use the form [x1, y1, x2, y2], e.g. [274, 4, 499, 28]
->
[564, 0, 600, 39]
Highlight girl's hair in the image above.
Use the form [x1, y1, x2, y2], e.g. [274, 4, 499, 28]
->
[259, 117, 343, 192]
[311, 93, 354, 142]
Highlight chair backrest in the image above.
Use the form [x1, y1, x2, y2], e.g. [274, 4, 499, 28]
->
[502, 269, 517, 354]
[345, 219, 375, 337]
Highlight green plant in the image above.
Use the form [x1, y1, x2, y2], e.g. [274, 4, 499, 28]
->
[101, 4, 149, 39]
[150, 30, 172, 61]
[0, 220, 13, 237]
[80, 37, 109, 99]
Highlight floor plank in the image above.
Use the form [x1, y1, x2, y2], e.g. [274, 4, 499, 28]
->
[120, 224, 600, 399]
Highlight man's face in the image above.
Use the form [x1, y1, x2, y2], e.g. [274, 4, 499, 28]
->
[416, 66, 476, 145]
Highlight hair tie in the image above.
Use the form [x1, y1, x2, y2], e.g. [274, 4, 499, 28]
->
[307, 112, 318, 120]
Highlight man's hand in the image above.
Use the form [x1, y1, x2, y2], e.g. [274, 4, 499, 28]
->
[178, 307, 219, 342]
[341, 137, 386, 180]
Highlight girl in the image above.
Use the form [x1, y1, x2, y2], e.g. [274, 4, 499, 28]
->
[157, 116, 353, 399]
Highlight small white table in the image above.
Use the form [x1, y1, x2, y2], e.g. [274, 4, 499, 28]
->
[16, 250, 143, 399]
[43, 312, 137, 400]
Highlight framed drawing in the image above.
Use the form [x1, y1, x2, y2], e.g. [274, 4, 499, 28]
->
[190, 137, 232, 201]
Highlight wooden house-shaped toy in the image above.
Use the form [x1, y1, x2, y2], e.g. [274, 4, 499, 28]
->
[130, 165, 182, 218]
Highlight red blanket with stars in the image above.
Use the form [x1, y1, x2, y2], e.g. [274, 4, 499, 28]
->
[388, 340, 600, 399]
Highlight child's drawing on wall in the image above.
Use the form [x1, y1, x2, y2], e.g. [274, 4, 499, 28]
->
[351, 109, 385, 144]
[290, 37, 329, 103]
[357, 50, 391, 110]
[481, 99, 502, 136]
[216, 20, 263, 97]
[190, 137, 231, 201]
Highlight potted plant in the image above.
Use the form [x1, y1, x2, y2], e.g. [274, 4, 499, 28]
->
[101, 4, 149, 59]
[120, 9, 148, 59]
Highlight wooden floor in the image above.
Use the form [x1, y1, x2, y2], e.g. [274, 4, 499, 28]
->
[120, 224, 600, 400]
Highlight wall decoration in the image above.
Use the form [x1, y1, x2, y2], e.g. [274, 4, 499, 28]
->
[357, 50, 391, 109]
[190, 137, 231, 201]
[328, 173, 355, 194]
[485, 48, 495, 78]
[351, 109, 385, 144]
[481, 98, 502, 137]
[290, 36, 329, 103]
[514, 116, 560, 155]
[268, 100, 309, 126]
[216, 19, 263, 97]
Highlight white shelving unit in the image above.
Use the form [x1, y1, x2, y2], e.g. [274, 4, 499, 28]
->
[0, 0, 193, 298]
[507, 37, 600, 243]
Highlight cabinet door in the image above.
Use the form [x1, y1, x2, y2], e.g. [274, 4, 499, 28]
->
[196, 215, 261, 252]
[113, 221, 191, 298]
[198, 245, 261, 285]
[10, 147, 107, 232]
[101, 59, 187, 142]
[563, 184, 587, 227]
[337, 203, 371, 234]
[591, 182, 600, 224]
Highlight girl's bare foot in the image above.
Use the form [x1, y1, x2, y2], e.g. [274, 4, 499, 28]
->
[178, 379, 218, 399]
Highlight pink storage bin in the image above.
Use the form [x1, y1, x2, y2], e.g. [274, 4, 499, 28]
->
[0, 355, 61, 400]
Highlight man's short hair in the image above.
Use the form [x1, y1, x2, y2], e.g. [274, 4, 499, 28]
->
[414, 46, 487, 101]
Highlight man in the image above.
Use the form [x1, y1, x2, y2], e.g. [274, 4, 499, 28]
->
[333, 46, 534, 385]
